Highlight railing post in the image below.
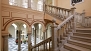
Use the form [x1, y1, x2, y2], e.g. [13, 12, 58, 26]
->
[71, 3, 76, 32]
[51, 19, 58, 51]
[82, 10, 85, 26]
[43, 30, 46, 51]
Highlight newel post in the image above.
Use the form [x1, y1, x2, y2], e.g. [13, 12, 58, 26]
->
[51, 19, 58, 51]
[82, 10, 85, 26]
[71, 3, 76, 32]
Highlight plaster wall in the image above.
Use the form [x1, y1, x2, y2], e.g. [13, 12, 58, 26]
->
[57, 0, 91, 16]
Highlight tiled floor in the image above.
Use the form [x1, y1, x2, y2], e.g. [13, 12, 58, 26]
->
[8, 36, 43, 51]
[8, 38, 28, 51]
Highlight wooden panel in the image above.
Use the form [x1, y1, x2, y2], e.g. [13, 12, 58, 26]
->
[27, 19, 33, 23]
[12, 12, 27, 18]
[34, 15, 43, 19]
[28, 14, 33, 19]
[2, 11, 10, 17]
[3, 18, 10, 25]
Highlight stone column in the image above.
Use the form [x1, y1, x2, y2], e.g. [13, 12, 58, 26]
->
[18, 30, 22, 51]
[43, 30, 46, 51]
[43, 0, 46, 11]
[28, 32, 32, 51]
[51, 20, 58, 51]
[3, 35, 8, 51]
[28, 0, 31, 8]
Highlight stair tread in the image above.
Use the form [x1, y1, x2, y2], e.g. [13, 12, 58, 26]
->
[74, 32, 91, 34]
[72, 36, 91, 40]
[76, 28, 91, 30]
[68, 39, 91, 46]
[64, 43, 91, 51]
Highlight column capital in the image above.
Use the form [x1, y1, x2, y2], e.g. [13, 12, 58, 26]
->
[27, 32, 32, 35]
[2, 34, 9, 38]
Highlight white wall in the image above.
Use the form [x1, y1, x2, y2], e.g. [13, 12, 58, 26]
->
[8, 25, 15, 38]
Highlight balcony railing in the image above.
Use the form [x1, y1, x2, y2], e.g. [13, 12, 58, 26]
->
[45, 5, 73, 20]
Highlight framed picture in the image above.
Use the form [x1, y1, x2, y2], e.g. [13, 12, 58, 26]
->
[71, 0, 83, 5]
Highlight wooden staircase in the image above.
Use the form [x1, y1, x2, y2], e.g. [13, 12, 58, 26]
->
[64, 28, 91, 51]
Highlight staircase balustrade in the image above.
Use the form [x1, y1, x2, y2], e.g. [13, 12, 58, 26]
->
[31, 37, 52, 51]
[57, 15, 75, 51]
[45, 5, 72, 20]
[30, 4, 76, 51]
[75, 10, 91, 27]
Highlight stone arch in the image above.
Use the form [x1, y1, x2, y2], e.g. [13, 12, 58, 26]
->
[30, 21, 45, 32]
[4, 20, 30, 34]
[46, 23, 53, 28]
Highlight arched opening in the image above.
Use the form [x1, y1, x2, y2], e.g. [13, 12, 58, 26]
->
[46, 23, 53, 39]
[31, 23, 44, 46]
[8, 22, 28, 51]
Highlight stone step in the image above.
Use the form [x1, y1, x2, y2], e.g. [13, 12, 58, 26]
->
[71, 36, 91, 43]
[76, 29, 91, 33]
[73, 32, 91, 38]
[64, 43, 91, 51]
[67, 39, 91, 49]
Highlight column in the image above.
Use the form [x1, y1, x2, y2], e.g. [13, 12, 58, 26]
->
[28, 32, 32, 51]
[3, 35, 8, 51]
[43, 0, 46, 11]
[28, 0, 31, 8]
[43, 30, 45, 51]
[51, 20, 58, 51]
[18, 30, 22, 51]
[34, 28, 36, 51]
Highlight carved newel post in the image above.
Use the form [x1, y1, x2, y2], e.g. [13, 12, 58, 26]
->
[51, 19, 58, 51]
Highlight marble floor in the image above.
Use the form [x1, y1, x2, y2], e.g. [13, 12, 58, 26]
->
[8, 38, 28, 51]
[8, 36, 44, 51]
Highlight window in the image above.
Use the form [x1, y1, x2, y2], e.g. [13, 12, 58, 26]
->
[37, 0, 43, 11]
[9, 0, 28, 8]
[71, 0, 83, 5]
[31, 0, 43, 11]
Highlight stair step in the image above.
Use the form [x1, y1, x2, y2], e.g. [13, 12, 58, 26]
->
[68, 39, 91, 49]
[63, 48, 70, 51]
[64, 43, 91, 51]
[76, 29, 91, 33]
[71, 36, 91, 43]
[73, 32, 91, 38]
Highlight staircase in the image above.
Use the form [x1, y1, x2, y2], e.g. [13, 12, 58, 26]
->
[30, 4, 91, 51]
[64, 28, 91, 51]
